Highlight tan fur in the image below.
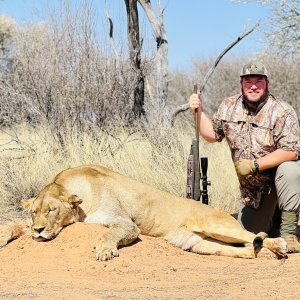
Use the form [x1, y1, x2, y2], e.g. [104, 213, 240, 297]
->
[14, 165, 287, 260]
[0, 217, 29, 248]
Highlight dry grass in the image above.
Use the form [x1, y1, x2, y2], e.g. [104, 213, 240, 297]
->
[0, 121, 240, 218]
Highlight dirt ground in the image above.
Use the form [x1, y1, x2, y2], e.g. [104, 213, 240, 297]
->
[0, 223, 299, 300]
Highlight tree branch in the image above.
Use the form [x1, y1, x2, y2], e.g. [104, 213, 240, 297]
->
[171, 22, 260, 125]
[138, 0, 161, 38]
[104, 7, 119, 59]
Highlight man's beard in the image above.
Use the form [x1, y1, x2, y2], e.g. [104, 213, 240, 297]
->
[242, 90, 269, 108]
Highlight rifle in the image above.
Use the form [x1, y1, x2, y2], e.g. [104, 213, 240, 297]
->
[185, 24, 260, 202]
[186, 84, 210, 204]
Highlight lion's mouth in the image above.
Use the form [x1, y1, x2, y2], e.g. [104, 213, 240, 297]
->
[32, 227, 63, 241]
[32, 231, 56, 242]
[32, 236, 50, 242]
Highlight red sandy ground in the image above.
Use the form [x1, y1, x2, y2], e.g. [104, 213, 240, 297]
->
[0, 223, 299, 300]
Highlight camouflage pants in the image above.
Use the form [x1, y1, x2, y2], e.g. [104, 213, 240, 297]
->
[237, 161, 300, 234]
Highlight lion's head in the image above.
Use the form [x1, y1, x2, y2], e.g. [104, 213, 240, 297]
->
[22, 183, 83, 241]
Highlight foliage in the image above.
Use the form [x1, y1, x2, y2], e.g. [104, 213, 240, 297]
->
[0, 14, 16, 69]
[266, 0, 300, 56]
[0, 15, 15, 50]
[0, 4, 149, 129]
[232, 0, 300, 57]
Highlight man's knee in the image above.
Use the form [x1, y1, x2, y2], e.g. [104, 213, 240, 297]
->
[275, 161, 300, 189]
[276, 161, 300, 182]
[275, 161, 300, 212]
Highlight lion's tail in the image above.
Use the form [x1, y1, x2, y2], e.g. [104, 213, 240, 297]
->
[253, 232, 268, 256]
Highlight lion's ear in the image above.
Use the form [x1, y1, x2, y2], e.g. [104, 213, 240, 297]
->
[68, 195, 83, 207]
[21, 197, 36, 211]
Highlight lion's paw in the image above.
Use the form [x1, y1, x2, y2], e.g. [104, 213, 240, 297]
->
[0, 220, 27, 249]
[0, 238, 8, 248]
[256, 247, 277, 259]
[0, 225, 21, 249]
[0, 231, 14, 249]
[264, 237, 287, 259]
[95, 244, 119, 261]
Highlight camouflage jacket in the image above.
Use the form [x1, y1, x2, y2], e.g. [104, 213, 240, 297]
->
[212, 94, 300, 208]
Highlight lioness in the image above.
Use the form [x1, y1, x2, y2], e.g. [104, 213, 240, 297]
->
[3, 165, 287, 259]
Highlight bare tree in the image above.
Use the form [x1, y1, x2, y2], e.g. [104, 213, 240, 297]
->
[106, 0, 168, 119]
[124, 0, 145, 117]
[138, 0, 168, 110]
[233, 0, 300, 56]
[265, 0, 300, 56]
[0, 3, 137, 128]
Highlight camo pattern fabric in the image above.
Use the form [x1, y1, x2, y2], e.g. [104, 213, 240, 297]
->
[212, 94, 300, 208]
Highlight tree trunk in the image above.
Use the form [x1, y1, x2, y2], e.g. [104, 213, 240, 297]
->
[124, 0, 145, 118]
[138, 0, 168, 110]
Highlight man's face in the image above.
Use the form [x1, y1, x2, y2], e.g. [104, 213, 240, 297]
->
[241, 75, 268, 105]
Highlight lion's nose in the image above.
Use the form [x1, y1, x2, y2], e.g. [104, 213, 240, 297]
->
[34, 227, 45, 234]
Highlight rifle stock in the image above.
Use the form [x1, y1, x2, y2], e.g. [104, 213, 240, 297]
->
[190, 137, 201, 201]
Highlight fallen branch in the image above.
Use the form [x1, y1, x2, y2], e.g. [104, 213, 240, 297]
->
[170, 22, 260, 125]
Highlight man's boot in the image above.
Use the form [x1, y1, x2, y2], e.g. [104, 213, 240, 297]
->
[280, 210, 300, 253]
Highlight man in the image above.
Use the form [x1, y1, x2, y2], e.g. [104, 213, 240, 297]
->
[189, 61, 300, 253]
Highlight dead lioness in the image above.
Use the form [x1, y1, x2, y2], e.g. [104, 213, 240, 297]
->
[3, 165, 287, 259]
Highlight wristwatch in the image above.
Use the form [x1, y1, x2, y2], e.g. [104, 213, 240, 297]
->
[254, 160, 260, 173]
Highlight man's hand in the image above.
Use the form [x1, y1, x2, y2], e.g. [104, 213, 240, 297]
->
[189, 93, 202, 113]
[234, 159, 257, 176]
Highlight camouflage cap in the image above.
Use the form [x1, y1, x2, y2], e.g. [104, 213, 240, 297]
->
[240, 61, 268, 78]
